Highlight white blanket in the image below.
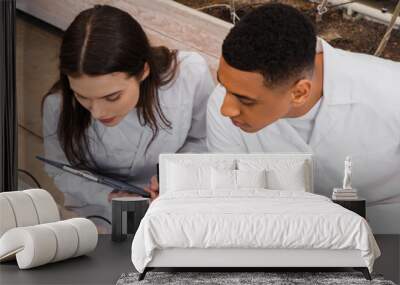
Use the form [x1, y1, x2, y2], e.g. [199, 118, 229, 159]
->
[131, 190, 380, 272]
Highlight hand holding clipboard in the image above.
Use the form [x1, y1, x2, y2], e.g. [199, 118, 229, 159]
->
[36, 156, 150, 198]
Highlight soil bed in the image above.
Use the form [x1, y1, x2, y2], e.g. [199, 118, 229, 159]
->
[176, 0, 400, 61]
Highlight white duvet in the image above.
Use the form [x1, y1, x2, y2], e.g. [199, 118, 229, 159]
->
[131, 190, 380, 273]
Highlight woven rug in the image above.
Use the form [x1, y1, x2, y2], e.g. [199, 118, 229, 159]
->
[116, 271, 396, 285]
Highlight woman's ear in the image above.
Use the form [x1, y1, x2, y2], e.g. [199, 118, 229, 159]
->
[140, 62, 150, 82]
[290, 79, 312, 106]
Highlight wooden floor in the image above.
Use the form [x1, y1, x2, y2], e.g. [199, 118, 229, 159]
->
[0, 235, 398, 284]
[16, 0, 232, 75]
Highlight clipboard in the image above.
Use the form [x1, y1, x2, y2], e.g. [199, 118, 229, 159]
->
[36, 156, 150, 198]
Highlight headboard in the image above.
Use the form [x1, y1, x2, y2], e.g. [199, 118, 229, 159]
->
[159, 153, 314, 194]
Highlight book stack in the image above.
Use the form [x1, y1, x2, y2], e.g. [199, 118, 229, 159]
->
[332, 188, 358, 200]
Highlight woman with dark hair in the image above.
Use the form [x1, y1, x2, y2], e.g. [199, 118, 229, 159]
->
[42, 5, 214, 225]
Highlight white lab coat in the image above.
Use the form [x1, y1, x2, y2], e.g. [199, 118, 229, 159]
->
[43, 51, 215, 222]
[207, 39, 400, 234]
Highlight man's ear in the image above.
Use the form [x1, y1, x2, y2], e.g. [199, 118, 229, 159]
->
[140, 62, 150, 82]
[290, 79, 312, 106]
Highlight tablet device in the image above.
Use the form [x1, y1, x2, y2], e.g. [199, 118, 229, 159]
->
[36, 156, 150, 198]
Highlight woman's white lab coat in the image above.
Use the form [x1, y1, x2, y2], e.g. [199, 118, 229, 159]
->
[43, 51, 215, 221]
[207, 39, 400, 234]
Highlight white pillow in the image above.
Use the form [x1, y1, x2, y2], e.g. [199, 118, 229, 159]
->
[238, 159, 308, 191]
[211, 168, 236, 190]
[236, 169, 268, 189]
[167, 162, 211, 191]
[211, 169, 268, 190]
[267, 168, 306, 191]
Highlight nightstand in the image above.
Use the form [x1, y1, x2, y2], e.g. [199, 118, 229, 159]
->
[332, 199, 366, 218]
[112, 197, 150, 242]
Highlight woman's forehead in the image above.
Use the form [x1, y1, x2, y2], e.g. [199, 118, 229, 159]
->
[68, 73, 133, 98]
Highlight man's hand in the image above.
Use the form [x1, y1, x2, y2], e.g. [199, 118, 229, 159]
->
[107, 190, 139, 202]
[144, 175, 159, 202]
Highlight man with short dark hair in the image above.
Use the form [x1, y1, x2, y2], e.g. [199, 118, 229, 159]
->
[207, 3, 400, 233]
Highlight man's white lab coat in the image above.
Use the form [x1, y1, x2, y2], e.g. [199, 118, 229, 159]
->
[207, 39, 400, 234]
[43, 52, 214, 222]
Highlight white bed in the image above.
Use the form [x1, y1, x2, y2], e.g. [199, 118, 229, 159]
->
[131, 153, 380, 280]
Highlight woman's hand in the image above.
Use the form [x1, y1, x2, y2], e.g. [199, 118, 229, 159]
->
[144, 175, 159, 202]
[107, 189, 139, 202]
[107, 175, 159, 203]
